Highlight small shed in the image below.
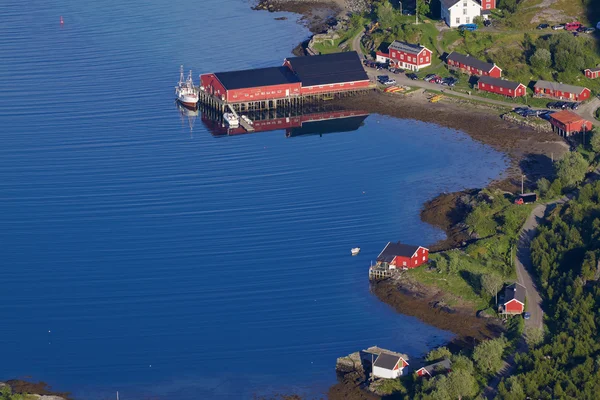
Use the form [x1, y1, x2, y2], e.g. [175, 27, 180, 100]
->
[549, 110, 593, 137]
[585, 68, 600, 79]
[502, 282, 526, 314]
[416, 358, 452, 378]
[373, 351, 409, 379]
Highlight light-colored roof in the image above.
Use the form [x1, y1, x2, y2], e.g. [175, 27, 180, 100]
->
[550, 110, 588, 125]
[389, 40, 429, 56]
[534, 80, 588, 95]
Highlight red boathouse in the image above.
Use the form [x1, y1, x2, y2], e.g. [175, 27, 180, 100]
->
[200, 66, 301, 103]
[502, 283, 525, 315]
[376, 242, 429, 269]
[548, 110, 593, 137]
[585, 67, 600, 79]
[533, 80, 591, 101]
[477, 76, 526, 98]
[446, 52, 502, 78]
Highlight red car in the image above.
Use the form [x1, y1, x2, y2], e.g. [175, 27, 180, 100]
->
[565, 21, 582, 31]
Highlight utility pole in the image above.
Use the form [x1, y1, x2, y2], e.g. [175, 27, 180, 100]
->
[399, 1, 402, 14]
[521, 174, 525, 194]
[551, 152, 554, 163]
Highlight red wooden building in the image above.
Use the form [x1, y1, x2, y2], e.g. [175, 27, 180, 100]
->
[200, 66, 301, 103]
[533, 80, 591, 101]
[548, 110, 593, 137]
[502, 283, 525, 315]
[376, 242, 429, 269]
[585, 67, 600, 79]
[284, 51, 370, 95]
[386, 40, 433, 71]
[477, 76, 526, 98]
[416, 359, 452, 378]
[479, 0, 496, 10]
[446, 52, 502, 78]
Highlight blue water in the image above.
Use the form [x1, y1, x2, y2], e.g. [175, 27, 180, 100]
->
[0, 0, 507, 398]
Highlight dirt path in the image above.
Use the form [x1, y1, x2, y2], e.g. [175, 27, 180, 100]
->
[350, 27, 365, 59]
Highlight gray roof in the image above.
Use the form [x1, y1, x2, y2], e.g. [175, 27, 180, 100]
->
[377, 242, 423, 263]
[586, 67, 600, 73]
[534, 80, 587, 95]
[214, 67, 299, 90]
[285, 51, 368, 87]
[478, 76, 524, 91]
[374, 352, 401, 370]
[504, 283, 526, 305]
[421, 358, 452, 376]
[441, 0, 461, 8]
[447, 52, 498, 73]
[389, 40, 428, 56]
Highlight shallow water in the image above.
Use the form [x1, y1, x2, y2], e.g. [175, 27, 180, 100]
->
[0, 0, 507, 398]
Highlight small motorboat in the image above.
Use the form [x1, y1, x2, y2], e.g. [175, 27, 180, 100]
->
[223, 112, 239, 127]
[351, 247, 361, 256]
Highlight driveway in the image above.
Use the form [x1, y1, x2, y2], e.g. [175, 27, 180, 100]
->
[576, 97, 600, 128]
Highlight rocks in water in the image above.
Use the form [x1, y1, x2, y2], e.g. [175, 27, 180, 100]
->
[274, 16, 288, 20]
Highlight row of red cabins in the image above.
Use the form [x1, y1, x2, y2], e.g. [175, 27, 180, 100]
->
[200, 51, 370, 105]
[445, 51, 592, 101]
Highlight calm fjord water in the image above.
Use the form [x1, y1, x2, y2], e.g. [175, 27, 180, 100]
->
[0, 0, 507, 398]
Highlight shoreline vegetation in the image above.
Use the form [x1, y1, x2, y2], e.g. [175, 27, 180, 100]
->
[253, 0, 599, 399]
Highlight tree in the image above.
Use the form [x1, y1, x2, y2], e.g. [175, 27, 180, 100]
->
[472, 337, 507, 374]
[481, 273, 503, 305]
[590, 132, 600, 153]
[529, 48, 551, 70]
[536, 177, 551, 199]
[556, 152, 589, 188]
[431, 369, 479, 400]
[524, 325, 544, 347]
[498, 0, 519, 13]
[416, 0, 430, 19]
[375, 1, 395, 29]
[426, 346, 452, 362]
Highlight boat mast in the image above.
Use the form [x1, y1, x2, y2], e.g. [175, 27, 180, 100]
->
[179, 65, 184, 86]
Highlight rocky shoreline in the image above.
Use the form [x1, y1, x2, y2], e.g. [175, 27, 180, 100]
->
[0, 381, 69, 400]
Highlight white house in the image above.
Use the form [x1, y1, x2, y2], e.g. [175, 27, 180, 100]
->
[372, 352, 409, 379]
[441, 0, 482, 27]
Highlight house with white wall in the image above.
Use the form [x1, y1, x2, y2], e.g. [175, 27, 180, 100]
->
[441, 0, 483, 27]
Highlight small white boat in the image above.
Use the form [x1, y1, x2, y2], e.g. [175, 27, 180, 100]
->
[241, 115, 253, 125]
[351, 247, 361, 256]
[223, 112, 239, 127]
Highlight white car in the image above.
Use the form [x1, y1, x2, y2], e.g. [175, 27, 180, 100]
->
[384, 79, 397, 85]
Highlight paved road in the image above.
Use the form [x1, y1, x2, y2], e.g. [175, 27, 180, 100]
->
[577, 97, 600, 128]
[351, 29, 365, 60]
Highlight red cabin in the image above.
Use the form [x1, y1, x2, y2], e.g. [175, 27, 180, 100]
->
[502, 283, 525, 315]
[446, 52, 502, 78]
[477, 76, 526, 98]
[386, 40, 433, 71]
[376, 242, 429, 269]
[416, 359, 452, 378]
[534, 80, 591, 101]
[585, 68, 600, 79]
[480, 0, 496, 10]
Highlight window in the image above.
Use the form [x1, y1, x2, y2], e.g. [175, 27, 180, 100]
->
[403, 261, 407, 266]
[463, 1, 467, 6]
[420, 58, 423, 63]
[422, 256, 426, 261]
[463, 8, 467, 15]
[466, 17, 470, 23]
[456, 17, 460, 24]
[414, 260, 417, 265]
[491, 85, 494, 89]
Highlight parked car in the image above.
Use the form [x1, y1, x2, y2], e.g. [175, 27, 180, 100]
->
[539, 111, 556, 120]
[388, 67, 396, 73]
[565, 21, 582, 31]
[524, 109, 541, 117]
[384, 79, 397, 85]
[570, 102, 580, 110]
[459, 24, 478, 32]
[424, 74, 438, 82]
[393, 68, 404, 74]
[552, 24, 565, 30]
[402, 9, 415, 16]
[377, 75, 389, 84]
[406, 73, 418, 80]
[523, 312, 531, 320]
[484, 19, 492, 27]
[442, 77, 458, 86]
[585, 27, 596, 34]
[537, 23, 549, 29]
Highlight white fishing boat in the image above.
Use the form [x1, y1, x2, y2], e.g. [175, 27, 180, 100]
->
[351, 247, 361, 256]
[175, 65, 199, 108]
[223, 112, 239, 127]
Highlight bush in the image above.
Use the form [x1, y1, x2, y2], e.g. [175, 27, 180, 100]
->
[556, 152, 589, 188]
[536, 177, 551, 199]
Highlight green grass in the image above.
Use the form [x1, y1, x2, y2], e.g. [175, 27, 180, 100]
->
[311, 24, 363, 55]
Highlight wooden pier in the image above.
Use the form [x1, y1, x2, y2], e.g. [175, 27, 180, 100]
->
[368, 266, 395, 280]
[198, 84, 376, 114]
